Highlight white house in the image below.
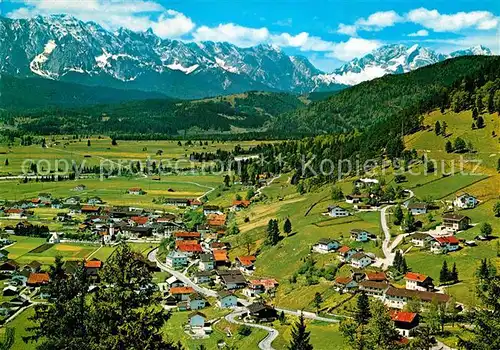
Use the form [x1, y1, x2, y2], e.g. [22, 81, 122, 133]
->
[410, 232, 434, 248]
[404, 272, 434, 292]
[328, 206, 350, 218]
[350, 229, 370, 242]
[128, 188, 144, 195]
[166, 276, 184, 288]
[165, 251, 188, 269]
[313, 238, 340, 253]
[407, 202, 428, 215]
[431, 236, 460, 254]
[217, 291, 238, 308]
[350, 252, 372, 269]
[354, 178, 379, 188]
[188, 311, 206, 328]
[453, 193, 478, 209]
[338, 246, 356, 262]
[198, 253, 215, 271]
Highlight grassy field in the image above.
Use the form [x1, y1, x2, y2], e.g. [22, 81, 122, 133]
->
[0, 138, 267, 176]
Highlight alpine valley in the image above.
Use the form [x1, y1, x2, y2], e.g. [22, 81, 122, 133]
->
[0, 14, 493, 99]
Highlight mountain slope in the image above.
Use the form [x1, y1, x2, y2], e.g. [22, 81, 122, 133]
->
[3, 91, 306, 135]
[0, 75, 168, 110]
[272, 55, 500, 135]
[0, 15, 492, 99]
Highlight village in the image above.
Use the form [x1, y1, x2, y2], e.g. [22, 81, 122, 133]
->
[0, 165, 492, 349]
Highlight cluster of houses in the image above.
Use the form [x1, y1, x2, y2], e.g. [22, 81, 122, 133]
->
[0, 252, 105, 319]
[334, 270, 450, 337]
[312, 229, 376, 269]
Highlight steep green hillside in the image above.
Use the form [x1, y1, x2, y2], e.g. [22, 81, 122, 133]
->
[0, 75, 168, 109]
[273, 56, 500, 134]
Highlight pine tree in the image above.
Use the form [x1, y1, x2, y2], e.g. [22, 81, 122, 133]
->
[445, 140, 453, 153]
[367, 300, 400, 349]
[393, 205, 404, 225]
[440, 261, 449, 284]
[493, 201, 500, 217]
[288, 313, 313, 350]
[87, 140, 91, 147]
[283, 218, 292, 236]
[434, 121, 441, 135]
[480, 222, 492, 238]
[313, 292, 322, 312]
[355, 292, 371, 325]
[441, 121, 448, 136]
[451, 263, 459, 283]
[476, 116, 484, 128]
[266, 219, 280, 246]
[4, 159, 8, 166]
[472, 107, 478, 120]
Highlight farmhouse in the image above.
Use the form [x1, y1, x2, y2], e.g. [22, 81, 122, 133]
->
[128, 188, 144, 195]
[334, 276, 358, 293]
[384, 287, 450, 309]
[407, 202, 428, 215]
[217, 290, 238, 308]
[246, 303, 277, 322]
[350, 229, 370, 242]
[166, 276, 184, 288]
[453, 193, 478, 209]
[166, 251, 188, 269]
[170, 286, 195, 301]
[175, 242, 203, 256]
[345, 193, 368, 204]
[81, 205, 101, 215]
[187, 293, 206, 310]
[431, 236, 460, 254]
[313, 238, 340, 253]
[404, 272, 434, 292]
[217, 270, 247, 290]
[338, 246, 356, 262]
[442, 213, 470, 232]
[354, 178, 379, 188]
[390, 311, 420, 337]
[365, 272, 387, 282]
[235, 255, 257, 273]
[0, 260, 19, 274]
[410, 232, 434, 247]
[193, 271, 213, 284]
[164, 198, 190, 207]
[129, 216, 149, 226]
[328, 206, 349, 218]
[350, 252, 372, 269]
[27, 272, 50, 287]
[84, 259, 103, 279]
[212, 249, 230, 267]
[232, 200, 251, 211]
[198, 253, 215, 271]
[358, 280, 390, 298]
[244, 279, 279, 297]
[5, 209, 27, 219]
[174, 231, 201, 241]
[188, 311, 206, 328]
[203, 205, 222, 216]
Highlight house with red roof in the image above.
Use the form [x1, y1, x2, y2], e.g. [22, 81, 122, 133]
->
[170, 286, 195, 301]
[128, 188, 145, 195]
[174, 231, 201, 241]
[365, 272, 387, 282]
[244, 279, 279, 297]
[231, 200, 251, 211]
[337, 246, 356, 262]
[334, 276, 358, 293]
[84, 259, 103, 279]
[390, 311, 420, 337]
[431, 236, 460, 254]
[176, 242, 203, 256]
[27, 272, 50, 287]
[404, 272, 434, 292]
[235, 255, 257, 273]
[129, 216, 149, 226]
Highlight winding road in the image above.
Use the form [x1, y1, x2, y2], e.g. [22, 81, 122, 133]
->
[378, 190, 414, 270]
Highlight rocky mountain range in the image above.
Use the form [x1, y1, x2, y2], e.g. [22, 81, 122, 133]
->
[0, 14, 493, 99]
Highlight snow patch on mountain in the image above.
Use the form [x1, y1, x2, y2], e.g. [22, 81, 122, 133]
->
[29, 39, 58, 79]
[166, 62, 199, 74]
[215, 57, 240, 74]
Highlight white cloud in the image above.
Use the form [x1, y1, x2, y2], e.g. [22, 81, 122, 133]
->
[271, 32, 336, 51]
[193, 23, 270, 47]
[356, 10, 403, 30]
[151, 10, 195, 38]
[408, 29, 429, 37]
[7, 0, 195, 38]
[407, 8, 498, 32]
[328, 38, 382, 61]
[337, 10, 402, 35]
[337, 23, 358, 36]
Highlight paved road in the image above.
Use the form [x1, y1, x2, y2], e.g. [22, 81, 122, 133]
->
[275, 308, 341, 323]
[378, 190, 414, 269]
[225, 309, 279, 350]
[148, 248, 217, 297]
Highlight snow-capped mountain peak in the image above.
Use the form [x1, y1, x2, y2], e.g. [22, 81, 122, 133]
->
[0, 14, 493, 98]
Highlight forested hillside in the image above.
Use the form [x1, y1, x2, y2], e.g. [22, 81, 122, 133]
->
[272, 56, 500, 134]
[0, 75, 168, 109]
[0, 91, 305, 136]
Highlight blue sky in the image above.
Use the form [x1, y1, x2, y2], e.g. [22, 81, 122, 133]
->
[3, 0, 499, 71]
